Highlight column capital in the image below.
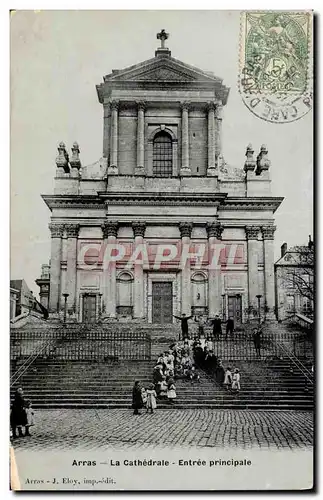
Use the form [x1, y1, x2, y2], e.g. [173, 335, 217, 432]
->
[215, 101, 223, 119]
[181, 101, 190, 112]
[49, 223, 64, 238]
[262, 225, 276, 240]
[102, 221, 119, 238]
[206, 221, 223, 239]
[207, 101, 216, 112]
[245, 225, 261, 240]
[132, 222, 146, 238]
[179, 222, 193, 238]
[110, 100, 119, 111]
[65, 224, 80, 238]
[137, 100, 146, 111]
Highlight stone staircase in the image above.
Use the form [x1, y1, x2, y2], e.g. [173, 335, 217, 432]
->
[10, 357, 313, 411]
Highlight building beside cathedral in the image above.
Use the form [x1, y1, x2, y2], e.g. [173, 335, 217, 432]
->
[42, 30, 283, 326]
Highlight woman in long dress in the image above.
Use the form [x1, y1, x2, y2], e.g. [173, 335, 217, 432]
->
[10, 387, 27, 438]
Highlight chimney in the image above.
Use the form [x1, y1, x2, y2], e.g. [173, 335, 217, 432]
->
[281, 243, 287, 258]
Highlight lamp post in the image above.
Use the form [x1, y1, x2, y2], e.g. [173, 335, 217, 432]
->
[62, 293, 69, 324]
[98, 293, 103, 322]
[256, 294, 262, 325]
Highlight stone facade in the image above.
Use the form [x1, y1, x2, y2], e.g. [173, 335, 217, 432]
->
[275, 239, 314, 321]
[43, 32, 283, 325]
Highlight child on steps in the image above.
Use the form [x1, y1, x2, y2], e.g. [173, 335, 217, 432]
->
[232, 368, 241, 392]
[146, 384, 157, 414]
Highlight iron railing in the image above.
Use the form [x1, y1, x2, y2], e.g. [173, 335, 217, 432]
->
[207, 331, 313, 361]
[10, 328, 152, 364]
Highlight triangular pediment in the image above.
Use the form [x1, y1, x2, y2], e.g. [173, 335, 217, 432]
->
[103, 56, 223, 84]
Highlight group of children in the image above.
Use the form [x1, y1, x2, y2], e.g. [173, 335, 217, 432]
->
[10, 388, 35, 439]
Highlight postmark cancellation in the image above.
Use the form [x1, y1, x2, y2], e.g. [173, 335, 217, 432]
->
[239, 11, 313, 123]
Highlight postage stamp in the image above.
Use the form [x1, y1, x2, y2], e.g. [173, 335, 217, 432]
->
[239, 11, 313, 123]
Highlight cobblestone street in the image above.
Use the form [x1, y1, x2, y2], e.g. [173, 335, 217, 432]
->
[11, 409, 313, 451]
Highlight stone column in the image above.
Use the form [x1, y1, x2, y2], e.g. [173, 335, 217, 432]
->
[215, 100, 223, 160]
[102, 221, 119, 319]
[109, 100, 119, 174]
[206, 221, 223, 318]
[179, 222, 193, 316]
[207, 102, 217, 177]
[48, 223, 64, 314]
[180, 102, 191, 176]
[103, 102, 110, 158]
[65, 224, 79, 316]
[136, 101, 145, 175]
[246, 226, 261, 311]
[262, 225, 276, 319]
[132, 222, 146, 319]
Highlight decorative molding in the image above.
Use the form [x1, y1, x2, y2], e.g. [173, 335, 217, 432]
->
[48, 223, 65, 238]
[65, 224, 80, 238]
[245, 225, 261, 240]
[132, 222, 146, 238]
[206, 221, 223, 239]
[262, 225, 276, 240]
[102, 221, 119, 238]
[179, 222, 193, 238]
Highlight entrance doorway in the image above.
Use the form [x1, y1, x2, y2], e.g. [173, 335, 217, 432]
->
[227, 295, 242, 325]
[82, 294, 97, 323]
[152, 282, 173, 324]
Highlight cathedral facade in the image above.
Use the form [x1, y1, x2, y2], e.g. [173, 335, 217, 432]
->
[43, 31, 283, 326]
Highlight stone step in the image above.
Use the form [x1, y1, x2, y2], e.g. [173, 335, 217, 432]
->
[22, 403, 314, 410]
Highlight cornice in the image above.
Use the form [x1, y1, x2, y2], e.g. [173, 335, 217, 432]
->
[98, 191, 227, 207]
[220, 197, 284, 213]
[42, 195, 105, 210]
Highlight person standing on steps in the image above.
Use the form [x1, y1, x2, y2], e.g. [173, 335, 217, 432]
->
[210, 314, 222, 340]
[10, 387, 27, 438]
[132, 381, 143, 415]
[173, 313, 193, 341]
[252, 327, 262, 358]
[146, 383, 157, 414]
[225, 317, 234, 340]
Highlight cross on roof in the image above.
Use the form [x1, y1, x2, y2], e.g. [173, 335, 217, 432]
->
[157, 29, 169, 49]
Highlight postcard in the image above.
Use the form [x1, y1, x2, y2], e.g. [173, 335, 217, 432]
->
[10, 10, 314, 491]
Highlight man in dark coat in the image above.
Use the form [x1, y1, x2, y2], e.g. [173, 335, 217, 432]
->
[253, 328, 262, 357]
[226, 317, 234, 339]
[10, 387, 27, 438]
[173, 313, 193, 340]
[211, 314, 222, 340]
[132, 381, 143, 415]
[215, 360, 225, 386]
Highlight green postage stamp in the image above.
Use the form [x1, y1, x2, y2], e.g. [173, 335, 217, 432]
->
[239, 11, 313, 123]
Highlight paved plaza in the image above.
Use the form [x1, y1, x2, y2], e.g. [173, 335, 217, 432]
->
[11, 409, 313, 451]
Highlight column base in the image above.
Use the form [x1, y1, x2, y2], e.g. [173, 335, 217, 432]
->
[207, 167, 218, 177]
[107, 165, 118, 175]
[180, 166, 191, 176]
[135, 166, 145, 176]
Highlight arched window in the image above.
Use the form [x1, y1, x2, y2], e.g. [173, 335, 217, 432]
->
[153, 131, 173, 177]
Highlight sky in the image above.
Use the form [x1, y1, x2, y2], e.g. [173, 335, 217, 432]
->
[10, 10, 313, 298]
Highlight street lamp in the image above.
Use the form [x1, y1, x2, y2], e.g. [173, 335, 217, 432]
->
[256, 294, 262, 325]
[98, 293, 103, 321]
[62, 293, 69, 324]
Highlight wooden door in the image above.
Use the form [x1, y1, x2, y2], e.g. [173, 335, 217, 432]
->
[227, 295, 242, 325]
[152, 282, 173, 324]
[82, 294, 97, 323]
